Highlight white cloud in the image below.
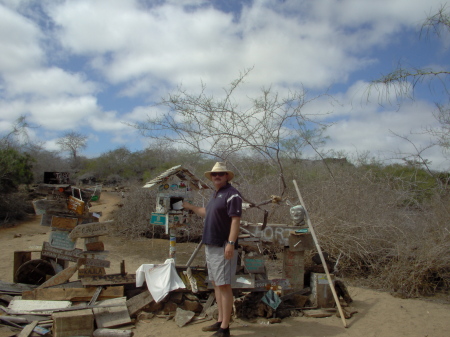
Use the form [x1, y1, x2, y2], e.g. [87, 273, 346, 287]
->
[4, 67, 99, 98]
[0, 4, 44, 73]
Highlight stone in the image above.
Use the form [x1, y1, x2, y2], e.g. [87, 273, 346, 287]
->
[174, 308, 195, 327]
[182, 299, 202, 313]
[162, 301, 178, 314]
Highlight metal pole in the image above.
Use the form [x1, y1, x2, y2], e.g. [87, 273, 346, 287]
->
[293, 180, 347, 328]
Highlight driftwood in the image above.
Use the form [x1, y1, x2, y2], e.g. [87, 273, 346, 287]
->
[93, 328, 134, 337]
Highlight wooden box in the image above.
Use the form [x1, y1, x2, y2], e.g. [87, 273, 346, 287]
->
[282, 249, 304, 295]
[310, 272, 335, 308]
[52, 309, 94, 337]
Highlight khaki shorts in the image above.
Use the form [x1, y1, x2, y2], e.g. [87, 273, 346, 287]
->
[205, 244, 238, 286]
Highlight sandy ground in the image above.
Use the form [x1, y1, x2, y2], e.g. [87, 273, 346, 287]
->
[1, 192, 449, 337]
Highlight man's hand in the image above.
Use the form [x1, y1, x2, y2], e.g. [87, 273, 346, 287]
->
[224, 243, 234, 260]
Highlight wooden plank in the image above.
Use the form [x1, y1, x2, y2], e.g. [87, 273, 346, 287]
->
[51, 216, 78, 230]
[8, 299, 71, 315]
[243, 256, 266, 274]
[288, 232, 315, 251]
[81, 274, 136, 286]
[41, 242, 82, 262]
[52, 309, 94, 337]
[85, 241, 105, 251]
[78, 267, 106, 278]
[93, 298, 131, 328]
[37, 260, 83, 289]
[93, 328, 134, 337]
[239, 223, 300, 246]
[69, 221, 112, 240]
[17, 320, 38, 337]
[282, 248, 305, 292]
[0, 280, 36, 294]
[126, 290, 153, 317]
[22, 286, 124, 302]
[67, 196, 85, 215]
[49, 230, 76, 250]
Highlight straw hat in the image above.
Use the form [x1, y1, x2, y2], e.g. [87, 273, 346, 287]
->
[204, 162, 235, 181]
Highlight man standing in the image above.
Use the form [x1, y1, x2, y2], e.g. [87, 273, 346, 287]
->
[183, 162, 242, 337]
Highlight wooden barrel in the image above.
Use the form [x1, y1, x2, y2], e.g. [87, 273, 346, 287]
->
[15, 259, 55, 285]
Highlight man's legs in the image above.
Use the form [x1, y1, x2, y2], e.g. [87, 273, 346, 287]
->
[214, 283, 233, 329]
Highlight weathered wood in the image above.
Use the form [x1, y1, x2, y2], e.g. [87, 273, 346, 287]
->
[51, 216, 78, 230]
[17, 320, 38, 337]
[199, 292, 215, 318]
[69, 221, 112, 240]
[37, 259, 84, 289]
[78, 267, 106, 278]
[67, 196, 85, 215]
[0, 280, 36, 294]
[32, 200, 68, 215]
[81, 274, 136, 286]
[288, 232, 315, 251]
[126, 290, 153, 317]
[85, 241, 105, 251]
[14, 259, 55, 286]
[282, 249, 305, 293]
[49, 230, 77, 250]
[93, 298, 131, 328]
[52, 309, 94, 337]
[22, 286, 124, 302]
[93, 328, 134, 337]
[8, 299, 72, 315]
[88, 286, 104, 306]
[240, 223, 301, 246]
[41, 242, 83, 262]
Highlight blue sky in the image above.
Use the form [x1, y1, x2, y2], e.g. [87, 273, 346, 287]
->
[0, 0, 449, 170]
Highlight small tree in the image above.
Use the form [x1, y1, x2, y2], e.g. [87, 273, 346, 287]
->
[56, 131, 88, 168]
[133, 69, 331, 199]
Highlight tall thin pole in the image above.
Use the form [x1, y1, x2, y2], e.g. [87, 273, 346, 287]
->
[293, 180, 347, 328]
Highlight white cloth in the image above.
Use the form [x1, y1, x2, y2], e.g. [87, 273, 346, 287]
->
[136, 259, 186, 302]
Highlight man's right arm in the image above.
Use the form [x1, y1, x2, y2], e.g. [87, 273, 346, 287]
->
[182, 201, 206, 217]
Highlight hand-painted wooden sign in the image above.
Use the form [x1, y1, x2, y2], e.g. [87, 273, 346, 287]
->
[150, 213, 167, 226]
[41, 242, 82, 262]
[243, 257, 266, 274]
[83, 257, 110, 268]
[49, 231, 76, 250]
[78, 267, 106, 278]
[51, 216, 78, 230]
[240, 223, 301, 246]
[69, 221, 112, 240]
[67, 196, 85, 215]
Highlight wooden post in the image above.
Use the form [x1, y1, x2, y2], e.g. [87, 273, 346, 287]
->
[293, 180, 347, 328]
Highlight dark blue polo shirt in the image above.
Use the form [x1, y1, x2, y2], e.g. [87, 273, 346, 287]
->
[203, 183, 242, 247]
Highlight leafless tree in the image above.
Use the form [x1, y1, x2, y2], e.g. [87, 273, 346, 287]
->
[132, 68, 332, 199]
[56, 131, 88, 167]
[368, 5, 450, 170]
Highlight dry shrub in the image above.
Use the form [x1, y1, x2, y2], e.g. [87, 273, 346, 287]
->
[294, 164, 450, 297]
[0, 191, 34, 226]
[113, 185, 204, 241]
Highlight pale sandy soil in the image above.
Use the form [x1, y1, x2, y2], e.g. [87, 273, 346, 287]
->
[1, 192, 449, 337]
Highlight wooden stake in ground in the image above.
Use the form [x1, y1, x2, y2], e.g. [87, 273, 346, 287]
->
[292, 180, 347, 328]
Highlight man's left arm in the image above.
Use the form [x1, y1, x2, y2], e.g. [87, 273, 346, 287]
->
[225, 216, 240, 260]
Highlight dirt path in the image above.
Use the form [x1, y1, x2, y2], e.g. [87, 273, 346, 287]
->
[1, 192, 448, 337]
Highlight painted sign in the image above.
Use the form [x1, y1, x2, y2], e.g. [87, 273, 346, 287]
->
[49, 230, 76, 250]
[51, 216, 78, 230]
[240, 224, 301, 246]
[41, 242, 83, 262]
[150, 213, 167, 226]
[78, 267, 106, 278]
[67, 196, 85, 215]
[244, 257, 266, 274]
[68, 221, 112, 240]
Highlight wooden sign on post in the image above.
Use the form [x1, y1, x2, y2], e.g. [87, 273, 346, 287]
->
[42, 242, 83, 262]
[51, 216, 78, 230]
[67, 196, 85, 215]
[49, 231, 76, 250]
[69, 222, 112, 240]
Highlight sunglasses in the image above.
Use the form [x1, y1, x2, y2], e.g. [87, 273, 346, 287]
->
[211, 172, 227, 177]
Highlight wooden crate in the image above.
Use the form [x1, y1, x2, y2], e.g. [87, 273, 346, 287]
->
[310, 272, 335, 308]
[52, 309, 94, 337]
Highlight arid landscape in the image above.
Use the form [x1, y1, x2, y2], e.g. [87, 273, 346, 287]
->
[1, 192, 449, 337]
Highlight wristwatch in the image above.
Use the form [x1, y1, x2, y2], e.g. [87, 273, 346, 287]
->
[227, 241, 235, 246]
